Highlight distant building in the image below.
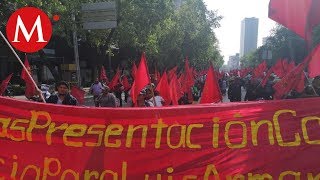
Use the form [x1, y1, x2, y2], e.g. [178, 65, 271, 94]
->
[227, 53, 240, 70]
[240, 17, 259, 57]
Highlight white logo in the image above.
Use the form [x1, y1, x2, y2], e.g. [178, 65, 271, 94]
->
[12, 15, 47, 43]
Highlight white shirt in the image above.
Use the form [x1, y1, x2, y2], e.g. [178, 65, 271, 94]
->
[154, 96, 164, 107]
[57, 97, 63, 104]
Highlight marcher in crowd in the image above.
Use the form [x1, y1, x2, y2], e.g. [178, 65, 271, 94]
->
[90, 79, 104, 107]
[97, 86, 117, 107]
[47, 81, 77, 106]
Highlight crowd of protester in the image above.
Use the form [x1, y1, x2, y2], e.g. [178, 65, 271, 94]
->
[36, 71, 320, 108]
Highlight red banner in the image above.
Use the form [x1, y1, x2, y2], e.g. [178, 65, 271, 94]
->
[1, 97, 320, 179]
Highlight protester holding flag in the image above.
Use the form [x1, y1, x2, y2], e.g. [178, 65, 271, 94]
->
[47, 81, 77, 106]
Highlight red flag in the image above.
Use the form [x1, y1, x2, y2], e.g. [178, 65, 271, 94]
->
[272, 59, 286, 78]
[253, 61, 267, 79]
[269, 0, 320, 42]
[169, 74, 179, 105]
[200, 65, 222, 104]
[132, 62, 137, 79]
[177, 74, 184, 97]
[109, 68, 121, 90]
[99, 66, 109, 83]
[262, 59, 287, 87]
[308, 44, 320, 78]
[21, 56, 37, 98]
[0, 73, 13, 96]
[155, 72, 171, 105]
[71, 86, 85, 105]
[274, 62, 306, 99]
[130, 52, 150, 104]
[122, 75, 131, 91]
[182, 58, 194, 94]
[167, 66, 178, 82]
[261, 68, 274, 87]
[155, 67, 161, 83]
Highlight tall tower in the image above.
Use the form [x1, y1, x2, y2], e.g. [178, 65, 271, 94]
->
[240, 17, 259, 57]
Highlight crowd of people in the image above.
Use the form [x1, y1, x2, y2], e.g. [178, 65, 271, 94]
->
[36, 72, 320, 107]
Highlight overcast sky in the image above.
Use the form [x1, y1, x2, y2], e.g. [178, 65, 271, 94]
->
[203, 0, 276, 64]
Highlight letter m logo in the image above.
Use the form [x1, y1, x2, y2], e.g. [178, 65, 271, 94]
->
[13, 15, 47, 42]
[6, 7, 52, 53]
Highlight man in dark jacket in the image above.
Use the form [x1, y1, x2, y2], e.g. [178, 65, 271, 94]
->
[47, 81, 77, 106]
[228, 77, 242, 102]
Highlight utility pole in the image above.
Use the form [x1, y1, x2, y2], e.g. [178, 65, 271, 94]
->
[72, 13, 81, 86]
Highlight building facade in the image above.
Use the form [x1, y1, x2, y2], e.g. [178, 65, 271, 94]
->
[240, 17, 259, 57]
[227, 53, 240, 70]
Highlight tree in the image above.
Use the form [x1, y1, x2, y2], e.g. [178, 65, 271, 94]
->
[113, 0, 223, 71]
[241, 25, 320, 68]
[1, 0, 224, 82]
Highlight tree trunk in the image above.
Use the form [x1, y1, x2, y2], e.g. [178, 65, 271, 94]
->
[38, 50, 62, 81]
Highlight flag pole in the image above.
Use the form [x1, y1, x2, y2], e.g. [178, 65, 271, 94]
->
[303, 71, 318, 95]
[0, 31, 46, 103]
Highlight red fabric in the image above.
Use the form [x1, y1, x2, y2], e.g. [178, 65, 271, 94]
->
[182, 58, 194, 100]
[155, 68, 161, 83]
[21, 56, 37, 98]
[169, 73, 179, 105]
[308, 44, 320, 78]
[99, 66, 109, 83]
[253, 61, 267, 79]
[197, 70, 207, 77]
[0, 73, 13, 95]
[109, 68, 121, 90]
[2, 96, 320, 178]
[155, 72, 171, 105]
[274, 62, 306, 99]
[262, 59, 287, 87]
[70, 86, 85, 105]
[130, 52, 150, 104]
[272, 59, 286, 78]
[269, 0, 320, 42]
[239, 68, 251, 78]
[261, 68, 274, 87]
[122, 75, 131, 91]
[200, 66, 222, 104]
[167, 66, 178, 82]
[132, 62, 137, 79]
[177, 74, 184, 97]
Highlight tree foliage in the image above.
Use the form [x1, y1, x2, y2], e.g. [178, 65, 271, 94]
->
[114, 0, 223, 70]
[241, 24, 320, 68]
[1, 0, 223, 78]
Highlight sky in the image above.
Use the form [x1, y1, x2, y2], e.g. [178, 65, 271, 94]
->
[204, 0, 276, 64]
